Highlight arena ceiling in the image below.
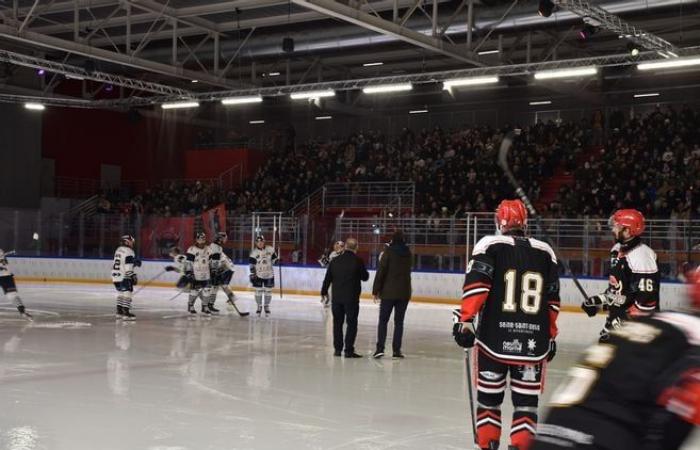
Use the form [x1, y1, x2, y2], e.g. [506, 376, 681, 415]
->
[0, 0, 699, 107]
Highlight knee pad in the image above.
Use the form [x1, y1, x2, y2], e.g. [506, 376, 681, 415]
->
[477, 391, 505, 409]
[512, 392, 539, 409]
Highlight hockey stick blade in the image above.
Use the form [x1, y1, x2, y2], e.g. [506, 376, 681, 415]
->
[497, 132, 590, 301]
[229, 301, 250, 317]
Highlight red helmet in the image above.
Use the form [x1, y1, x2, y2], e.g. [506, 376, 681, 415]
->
[610, 209, 645, 237]
[496, 199, 528, 232]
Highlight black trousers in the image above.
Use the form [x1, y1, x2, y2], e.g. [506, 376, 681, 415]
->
[332, 301, 359, 354]
[376, 298, 409, 352]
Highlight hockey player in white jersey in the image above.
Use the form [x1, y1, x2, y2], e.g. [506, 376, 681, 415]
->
[185, 232, 214, 315]
[164, 247, 190, 290]
[249, 235, 278, 316]
[581, 209, 660, 341]
[208, 232, 240, 313]
[0, 249, 32, 320]
[319, 241, 345, 307]
[111, 235, 141, 320]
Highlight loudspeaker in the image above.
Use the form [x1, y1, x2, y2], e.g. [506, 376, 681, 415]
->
[282, 37, 294, 53]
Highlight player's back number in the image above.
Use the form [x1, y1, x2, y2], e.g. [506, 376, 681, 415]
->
[503, 270, 543, 315]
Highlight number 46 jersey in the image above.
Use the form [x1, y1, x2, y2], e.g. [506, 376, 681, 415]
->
[460, 235, 560, 364]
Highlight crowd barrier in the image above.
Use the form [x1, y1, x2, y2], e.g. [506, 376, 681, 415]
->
[8, 257, 690, 311]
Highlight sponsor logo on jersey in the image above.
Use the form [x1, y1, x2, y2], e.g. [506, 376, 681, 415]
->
[521, 365, 538, 382]
[503, 339, 523, 353]
[527, 339, 537, 352]
[480, 371, 502, 381]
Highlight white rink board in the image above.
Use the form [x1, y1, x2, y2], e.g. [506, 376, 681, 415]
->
[9, 257, 690, 308]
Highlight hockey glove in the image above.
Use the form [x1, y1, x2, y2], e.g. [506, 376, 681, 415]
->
[133, 259, 142, 268]
[547, 340, 557, 362]
[453, 322, 476, 348]
[176, 275, 190, 290]
[249, 274, 257, 284]
[581, 294, 608, 317]
[130, 273, 138, 286]
[165, 265, 178, 272]
[320, 295, 330, 307]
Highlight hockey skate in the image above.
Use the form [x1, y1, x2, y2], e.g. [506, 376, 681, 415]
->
[208, 304, 220, 315]
[17, 305, 33, 321]
[116, 305, 124, 319]
[201, 305, 212, 316]
[121, 308, 135, 321]
[188, 305, 197, 315]
[264, 306, 271, 316]
[256, 306, 262, 316]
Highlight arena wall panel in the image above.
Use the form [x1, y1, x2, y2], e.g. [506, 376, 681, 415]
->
[9, 257, 689, 311]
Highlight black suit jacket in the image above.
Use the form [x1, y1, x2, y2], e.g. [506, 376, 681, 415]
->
[321, 250, 369, 304]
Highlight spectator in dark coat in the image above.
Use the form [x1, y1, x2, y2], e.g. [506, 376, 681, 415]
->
[372, 230, 412, 359]
[321, 238, 369, 358]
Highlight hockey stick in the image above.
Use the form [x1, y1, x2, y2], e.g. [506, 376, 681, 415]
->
[497, 132, 589, 301]
[133, 269, 167, 296]
[227, 298, 250, 317]
[465, 347, 479, 449]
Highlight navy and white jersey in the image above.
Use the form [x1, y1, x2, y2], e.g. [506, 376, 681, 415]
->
[208, 243, 234, 273]
[460, 234, 560, 364]
[111, 245, 136, 283]
[185, 245, 211, 281]
[608, 238, 660, 314]
[533, 311, 700, 450]
[171, 254, 187, 273]
[249, 245, 278, 280]
[0, 250, 12, 278]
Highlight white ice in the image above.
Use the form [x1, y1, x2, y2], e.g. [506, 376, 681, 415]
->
[0, 284, 697, 450]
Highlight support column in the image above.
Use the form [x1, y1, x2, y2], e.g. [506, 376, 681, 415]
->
[285, 58, 291, 85]
[432, 0, 438, 36]
[73, 0, 79, 41]
[125, 2, 131, 54]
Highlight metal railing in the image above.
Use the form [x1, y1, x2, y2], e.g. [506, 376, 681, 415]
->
[291, 181, 416, 217]
[335, 215, 700, 278]
[0, 208, 697, 280]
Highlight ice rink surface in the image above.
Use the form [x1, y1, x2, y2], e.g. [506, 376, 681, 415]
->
[0, 283, 697, 450]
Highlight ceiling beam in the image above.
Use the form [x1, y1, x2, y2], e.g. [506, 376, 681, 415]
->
[0, 22, 244, 88]
[290, 0, 484, 66]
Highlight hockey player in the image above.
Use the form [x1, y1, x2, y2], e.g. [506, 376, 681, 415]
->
[452, 199, 560, 450]
[530, 270, 700, 450]
[164, 247, 190, 290]
[209, 232, 240, 313]
[581, 209, 659, 341]
[185, 232, 214, 315]
[249, 235, 278, 316]
[319, 241, 345, 308]
[111, 235, 141, 320]
[0, 249, 32, 320]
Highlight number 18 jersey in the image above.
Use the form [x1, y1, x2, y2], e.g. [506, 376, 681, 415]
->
[460, 235, 561, 364]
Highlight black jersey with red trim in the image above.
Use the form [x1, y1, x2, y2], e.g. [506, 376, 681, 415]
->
[533, 311, 700, 450]
[607, 238, 660, 316]
[460, 234, 560, 364]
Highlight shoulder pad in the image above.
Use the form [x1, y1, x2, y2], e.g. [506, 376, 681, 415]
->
[625, 244, 658, 274]
[472, 235, 514, 255]
[528, 238, 557, 264]
[654, 312, 700, 346]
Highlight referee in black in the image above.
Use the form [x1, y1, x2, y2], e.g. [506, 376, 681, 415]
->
[321, 238, 369, 358]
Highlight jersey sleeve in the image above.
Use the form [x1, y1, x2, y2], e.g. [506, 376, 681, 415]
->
[184, 249, 195, 273]
[460, 251, 495, 322]
[546, 260, 561, 339]
[124, 248, 135, 276]
[248, 251, 257, 276]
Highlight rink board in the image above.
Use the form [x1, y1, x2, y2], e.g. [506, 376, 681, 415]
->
[9, 257, 690, 311]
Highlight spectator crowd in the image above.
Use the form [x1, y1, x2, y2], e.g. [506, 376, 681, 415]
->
[100, 105, 699, 220]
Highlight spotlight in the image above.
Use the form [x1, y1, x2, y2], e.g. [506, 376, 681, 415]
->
[538, 0, 555, 17]
[627, 43, 640, 57]
[37, 69, 45, 76]
[579, 24, 597, 40]
[105, 84, 114, 92]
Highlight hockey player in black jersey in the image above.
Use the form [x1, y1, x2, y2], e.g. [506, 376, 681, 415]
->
[530, 271, 700, 450]
[453, 199, 561, 450]
[581, 209, 660, 341]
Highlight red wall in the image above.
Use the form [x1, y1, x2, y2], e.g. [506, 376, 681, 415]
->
[42, 108, 193, 182]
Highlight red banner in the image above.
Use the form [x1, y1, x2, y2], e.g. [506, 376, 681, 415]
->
[140, 216, 195, 259]
[202, 203, 227, 238]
